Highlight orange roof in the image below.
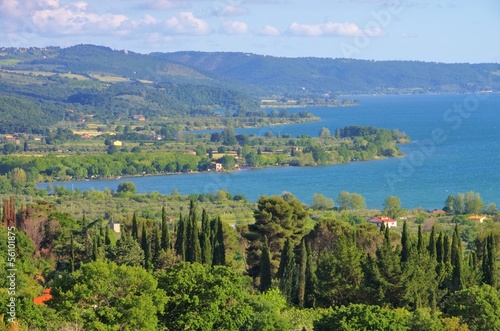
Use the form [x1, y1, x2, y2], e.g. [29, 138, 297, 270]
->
[371, 216, 396, 223]
[34, 288, 52, 305]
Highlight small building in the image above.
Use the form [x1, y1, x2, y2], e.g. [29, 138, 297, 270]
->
[211, 162, 223, 172]
[112, 140, 122, 146]
[468, 215, 487, 223]
[131, 114, 146, 121]
[109, 222, 122, 233]
[368, 216, 397, 228]
[432, 209, 446, 216]
[34, 288, 52, 306]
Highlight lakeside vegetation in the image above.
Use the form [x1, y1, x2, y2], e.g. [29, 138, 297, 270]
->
[0, 125, 408, 192]
[1, 189, 500, 330]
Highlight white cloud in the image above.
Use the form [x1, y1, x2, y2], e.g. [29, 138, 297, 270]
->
[254, 25, 281, 36]
[288, 21, 384, 37]
[220, 21, 248, 35]
[31, 2, 131, 35]
[220, 4, 249, 16]
[164, 12, 211, 35]
[136, 0, 187, 10]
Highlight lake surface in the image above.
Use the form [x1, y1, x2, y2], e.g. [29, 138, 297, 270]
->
[40, 94, 500, 210]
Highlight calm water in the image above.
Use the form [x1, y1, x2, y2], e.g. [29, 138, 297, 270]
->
[40, 94, 500, 210]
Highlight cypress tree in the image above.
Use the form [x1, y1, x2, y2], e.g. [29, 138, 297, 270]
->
[277, 238, 293, 279]
[105, 226, 111, 246]
[428, 226, 436, 259]
[401, 221, 410, 264]
[260, 235, 272, 292]
[70, 233, 75, 273]
[186, 201, 202, 263]
[92, 236, 98, 261]
[304, 243, 317, 308]
[212, 217, 226, 265]
[160, 210, 171, 251]
[451, 225, 463, 291]
[174, 213, 186, 260]
[436, 232, 443, 263]
[482, 234, 496, 286]
[152, 225, 161, 268]
[131, 212, 139, 241]
[200, 209, 212, 265]
[278, 238, 295, 302]
[295, 239, 307, 307]
[141, 223, 151, 270]
[417, 224, 423, 253]
[443, 234, 451, 264]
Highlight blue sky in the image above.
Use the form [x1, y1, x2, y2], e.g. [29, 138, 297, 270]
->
[1, 0, 499, 63]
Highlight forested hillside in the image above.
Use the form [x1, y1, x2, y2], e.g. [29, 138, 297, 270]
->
[158, 51, 500, 94]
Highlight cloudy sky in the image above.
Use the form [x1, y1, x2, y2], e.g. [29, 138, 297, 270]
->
[1, 0, 499, 63]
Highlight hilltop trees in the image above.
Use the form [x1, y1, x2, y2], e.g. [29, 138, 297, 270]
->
[243, 194, 308, 278]
[48, 261, 166, 330]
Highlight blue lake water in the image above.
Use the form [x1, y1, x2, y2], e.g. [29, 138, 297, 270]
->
[40, 94, 500, 210]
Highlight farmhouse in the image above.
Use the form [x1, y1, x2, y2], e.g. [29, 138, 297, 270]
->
[368, 216, 397, 228]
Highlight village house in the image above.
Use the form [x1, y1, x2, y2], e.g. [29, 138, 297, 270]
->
[468, 215, 488, 223]
[109, 221, 122, 233]
[368, 216, 397, 228]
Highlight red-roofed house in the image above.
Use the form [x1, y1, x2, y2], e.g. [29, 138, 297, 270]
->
[34, 288, 52, 305]
[368, 216, 397, 228]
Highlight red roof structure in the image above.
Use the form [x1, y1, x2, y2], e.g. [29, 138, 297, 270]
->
[33, 288, 52, 305]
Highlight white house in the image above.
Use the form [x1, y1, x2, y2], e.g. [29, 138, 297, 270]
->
[368, 216, 397, 228]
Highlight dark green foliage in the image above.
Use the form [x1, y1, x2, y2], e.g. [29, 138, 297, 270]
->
[212, 217, 226, 266]
[141, 223, 151, 270]
[304, 243, 318, 308]
[316, 233, 364, 307]
[314, 304, 410, 331]
[295, 239, 307, 307]
[260, 236, 272, 292]
[444, 285, 500, 331]
[131, 212, 139, 241]
[0, 95, 56, 133]
[108, 229, 144, 266]
[49, 260, 166, 330]
[278, 238, 295, 302]
[451, 225, 464, 292]
[185, 200, 202, 263]
[482, 234, 496, 287]
[200, 209, 212, 265]
[428, 226, 436, 259]
[417, 225, 423, 253]
[174, 213, 187, 260]
[401, 221, 411, 264]
[160, 207, 170, 251]
[244, 194, 308, 278]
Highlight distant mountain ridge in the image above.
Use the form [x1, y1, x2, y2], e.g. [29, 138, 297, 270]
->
[1, 44, 499, 96]
[156, 51, 500, 95]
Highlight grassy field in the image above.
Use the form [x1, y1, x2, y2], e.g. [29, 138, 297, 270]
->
[0, 59, 22, 65]
[89, 73, 130, 82]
